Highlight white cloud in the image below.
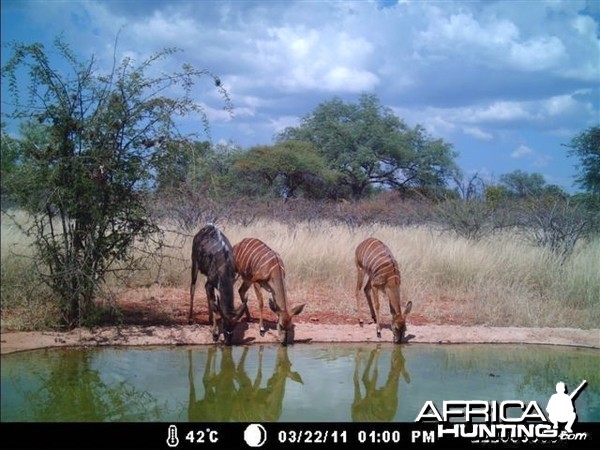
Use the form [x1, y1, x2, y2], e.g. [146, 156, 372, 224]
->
[542, 95, 580, 116]
[572, 14, 597, 35]
[322, 66, 379, 92]
[416, 9, 567, 72]
[441, 92, 590, 127]
[464, 127, 494, 141]
[507, 36, 566, 71]
[130, 11, 201, 46]
[511, 145, 534, 159]
[268, 115, 300, 135]
[252, 26, 379, 93]
[390, 88, 593, 147]
[510, 144, 552, 167]
[465, 101, 533, 123]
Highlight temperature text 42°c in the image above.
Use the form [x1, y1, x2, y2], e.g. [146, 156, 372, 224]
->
[186, 428, 219, 444]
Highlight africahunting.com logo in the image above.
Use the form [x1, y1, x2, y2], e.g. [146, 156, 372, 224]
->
[415, 380, 589, 444]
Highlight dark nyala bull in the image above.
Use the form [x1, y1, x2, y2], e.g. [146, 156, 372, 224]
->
[233, 238, 305, 346]
[355, 237, 412, 343]
[189, 224, 246, 345]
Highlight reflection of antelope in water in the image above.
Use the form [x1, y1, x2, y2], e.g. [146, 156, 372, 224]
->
[188, 346, 236, 421]
[187, 346, 302, 422]
[351, 346, 410, 421]
[232, 346, 303, 421]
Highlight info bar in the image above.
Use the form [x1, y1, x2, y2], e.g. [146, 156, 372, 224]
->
[1, 422, 598, 449]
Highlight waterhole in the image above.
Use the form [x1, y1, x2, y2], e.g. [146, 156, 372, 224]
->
[1, 344, 598, 422]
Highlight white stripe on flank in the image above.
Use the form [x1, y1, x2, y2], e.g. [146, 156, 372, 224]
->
[364, 246, 386, 270]
[256, 253, 278, 275]
[237, 240, 254, 272]
[244, 241, 265, 271]
[361, 239, 380, 263]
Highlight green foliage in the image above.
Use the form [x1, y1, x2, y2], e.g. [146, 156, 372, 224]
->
[1, 37, 229, 328]
[1, 123, 22, 205]
[497, 170, 568, 200]
[277, 93, 459, 199]
[232, 141, 335, 199]
[566, 125, 600, 194]
[484, 185, 510, 208]
[155, 140, 212, 193]
[499, 170, 547, 198]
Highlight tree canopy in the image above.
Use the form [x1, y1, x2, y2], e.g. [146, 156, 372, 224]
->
[232, 140, 334, 199]
[566, 125, 600, 195]
[277, 93, 460, 198]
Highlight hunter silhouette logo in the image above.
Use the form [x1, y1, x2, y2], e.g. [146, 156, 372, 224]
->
[546, 380, 587, 433]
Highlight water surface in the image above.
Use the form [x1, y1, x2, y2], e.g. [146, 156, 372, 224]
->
[1, 344, 598, 422]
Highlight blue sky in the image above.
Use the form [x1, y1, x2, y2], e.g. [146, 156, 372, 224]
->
[2, 0, 599, 192]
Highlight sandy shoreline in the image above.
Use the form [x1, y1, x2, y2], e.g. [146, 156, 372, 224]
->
[2, 324, 599, 354]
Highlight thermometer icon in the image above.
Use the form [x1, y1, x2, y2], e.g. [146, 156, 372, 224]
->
[166, 425, 179, 448]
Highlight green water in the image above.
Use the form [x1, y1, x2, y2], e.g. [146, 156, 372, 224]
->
[1, 344, 598, 422]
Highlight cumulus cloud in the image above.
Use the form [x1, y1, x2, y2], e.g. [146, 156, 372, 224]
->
[417, 10, 567, 72]
[464, 127, 494, 141]
[511, 144, 534, 159]
[253, 27, 379, 93]
[446, 92, 589, 127]
[130, 11, 201, 46]
[510, 144, 552, 167]
[391, 88, 593, 147]
[268, 115, 300, 135]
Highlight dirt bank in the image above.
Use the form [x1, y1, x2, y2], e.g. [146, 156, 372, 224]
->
[2, 287, 598, 354]
[2, 323, 598, 354]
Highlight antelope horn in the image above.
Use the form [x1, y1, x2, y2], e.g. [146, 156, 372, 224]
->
[216, 298, 246, 322]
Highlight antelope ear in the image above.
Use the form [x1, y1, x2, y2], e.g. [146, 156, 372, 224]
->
[404, 301, 413, 316]
[269, 297, 280, 313]
[290, 303, 305, 316]
[289, 371, 304, 384]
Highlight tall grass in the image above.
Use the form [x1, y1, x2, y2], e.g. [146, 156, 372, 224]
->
[2, 213, 599, 330]
[132, 219, 599, 328]
[1, 211, 59, 329]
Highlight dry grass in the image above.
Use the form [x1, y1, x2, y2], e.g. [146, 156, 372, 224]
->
[130, 219, 599, 329]
[2, 213, 599, 330]
[1, 211, 59, 329]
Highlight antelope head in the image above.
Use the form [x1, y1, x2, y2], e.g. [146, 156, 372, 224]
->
[269, 297, 305, 346]
[211, 295, 247, 346]
[391, 301, 412, 344]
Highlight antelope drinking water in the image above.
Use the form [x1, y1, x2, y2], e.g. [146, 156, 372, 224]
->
[189, 224, 246, 345]
[233, 238, 305, 345]
[355, 237, 412, 343]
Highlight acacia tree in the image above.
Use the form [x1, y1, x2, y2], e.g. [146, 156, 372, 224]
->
[2, 38, 230, 328]
[277, 93, 459, 199]
[232, 141, 334, 199]
[566, 125, 600, 195]
[499, 170, 549, 198]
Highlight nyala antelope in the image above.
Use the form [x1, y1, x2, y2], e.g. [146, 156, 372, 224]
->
[355, 237, 412, 344]
[233, 238, 305, 346]
[190, 224, 246, 345]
